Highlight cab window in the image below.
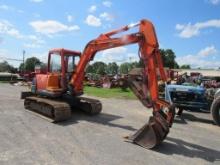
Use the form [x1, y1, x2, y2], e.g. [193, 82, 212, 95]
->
[50, 53, 61, 72]
[66, 56, 80, 73]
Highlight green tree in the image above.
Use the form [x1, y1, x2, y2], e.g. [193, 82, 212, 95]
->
[97, 64, 106, 75]
[0, 61, 16, 73]
[180, 65, 191, 69]
[119, 62, 133, 74]
[174, 62, 179, 69]
[106, 62, 119, 75]
[129, 60, 145, 68]
[159, 49, 179, 69]
[20, 57, 41, 72]
[86, 64, 94, 73]
[91, 61, 107, 75]
[136, 59, 144, 68]
[19, 63, 24, 72]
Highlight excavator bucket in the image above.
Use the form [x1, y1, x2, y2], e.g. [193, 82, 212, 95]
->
[126, 68, 172, 149]
[126, 113, 169, 149]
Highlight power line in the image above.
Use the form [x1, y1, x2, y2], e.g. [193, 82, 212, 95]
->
[0, 57, 23, 62]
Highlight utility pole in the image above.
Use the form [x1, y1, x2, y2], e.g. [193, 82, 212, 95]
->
[23, 50, 25, 73]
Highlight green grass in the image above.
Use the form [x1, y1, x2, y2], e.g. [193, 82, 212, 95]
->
[84, 86, 137, 99]
[0, 81, 10, 83]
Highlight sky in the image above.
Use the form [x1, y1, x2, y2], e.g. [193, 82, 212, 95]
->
[0, 0, 220, 68]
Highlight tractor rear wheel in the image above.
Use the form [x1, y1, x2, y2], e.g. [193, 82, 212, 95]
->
[210, 96, 220, 126]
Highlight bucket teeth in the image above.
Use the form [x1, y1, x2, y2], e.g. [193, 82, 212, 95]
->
[126, 113, 169, 149]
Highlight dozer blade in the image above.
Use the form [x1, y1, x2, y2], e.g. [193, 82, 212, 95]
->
[126, 114, 169, 149]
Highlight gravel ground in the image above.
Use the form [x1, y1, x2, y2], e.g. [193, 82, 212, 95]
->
[0, 83, 220, 165]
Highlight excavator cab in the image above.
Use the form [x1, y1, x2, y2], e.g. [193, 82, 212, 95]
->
[35, 48, 81, 97]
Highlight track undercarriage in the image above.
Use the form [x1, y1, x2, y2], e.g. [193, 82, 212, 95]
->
[22, 93, 102, 122]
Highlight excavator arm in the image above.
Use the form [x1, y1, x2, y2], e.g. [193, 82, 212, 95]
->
[70, 19, 175, 148]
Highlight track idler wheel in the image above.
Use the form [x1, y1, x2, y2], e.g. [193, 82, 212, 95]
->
[126, 112, 169, 149]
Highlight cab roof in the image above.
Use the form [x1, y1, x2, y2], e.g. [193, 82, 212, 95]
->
[49, 48, 81, 56]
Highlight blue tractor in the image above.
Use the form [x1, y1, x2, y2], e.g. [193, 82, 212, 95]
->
[165, 84, 220, 126]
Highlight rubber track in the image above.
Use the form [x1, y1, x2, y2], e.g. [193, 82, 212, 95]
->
[24, 96, 71, 122]
[77, 96, 102, 115]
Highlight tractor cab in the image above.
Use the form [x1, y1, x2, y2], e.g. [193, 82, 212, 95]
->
[34, 48, 81, 97]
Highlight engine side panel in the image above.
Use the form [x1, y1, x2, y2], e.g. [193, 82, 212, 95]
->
[36, 74, 48, 91]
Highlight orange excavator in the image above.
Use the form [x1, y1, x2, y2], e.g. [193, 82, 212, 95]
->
[21, 19, 175, 149]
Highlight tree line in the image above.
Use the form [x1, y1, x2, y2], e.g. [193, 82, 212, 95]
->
[0, 49, 191, 73]
[0, 57, 41, 73]
[86, 49, 191, 75]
